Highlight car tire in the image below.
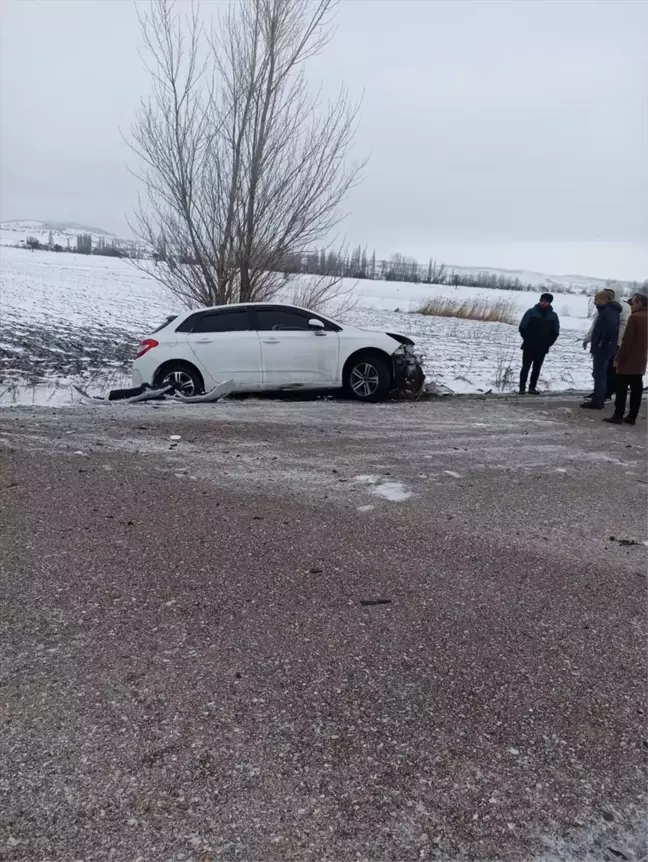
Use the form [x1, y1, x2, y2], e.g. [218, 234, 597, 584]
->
[344, 353, 392, 402]
[155, 362, 204, 397]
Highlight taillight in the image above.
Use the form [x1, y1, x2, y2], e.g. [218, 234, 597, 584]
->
[136, 338, 158, 358]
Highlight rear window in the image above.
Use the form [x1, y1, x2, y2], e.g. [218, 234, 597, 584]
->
[151, 315, 178, 334]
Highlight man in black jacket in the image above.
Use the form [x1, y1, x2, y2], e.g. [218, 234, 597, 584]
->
[580, 291, 622, 410]
[518, 293, 560, 394]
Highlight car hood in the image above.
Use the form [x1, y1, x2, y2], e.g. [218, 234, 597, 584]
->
[352, 326, 415, 347]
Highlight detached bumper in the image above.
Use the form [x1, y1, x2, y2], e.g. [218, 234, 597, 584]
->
[393, 351, 425, 396]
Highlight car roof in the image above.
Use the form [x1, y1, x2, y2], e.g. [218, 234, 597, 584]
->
[174, 302, 339, 320]
[189, 301, 317, 312]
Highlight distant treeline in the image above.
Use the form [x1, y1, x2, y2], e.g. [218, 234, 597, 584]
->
[18, 234, 647, 296]
[150, 237, 565, 290]
[278, 247, 647, 295]
[22, 232, 145, 259]
[278, 247, 555, 292]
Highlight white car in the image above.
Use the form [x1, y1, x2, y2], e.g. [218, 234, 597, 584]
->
[133, 303, 424, 401]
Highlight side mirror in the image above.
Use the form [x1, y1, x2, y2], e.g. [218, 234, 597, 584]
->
[308, 318, 325, 330]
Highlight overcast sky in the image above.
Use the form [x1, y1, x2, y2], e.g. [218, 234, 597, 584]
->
[1, 0, 646, 279]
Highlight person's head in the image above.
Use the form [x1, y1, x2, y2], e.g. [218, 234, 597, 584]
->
[604, 288, 616, 301]
[539, 292, 553, 309]
[630, 292, 648, 311]
[606, 281, 622, 300]
[594, 290, 611, 309]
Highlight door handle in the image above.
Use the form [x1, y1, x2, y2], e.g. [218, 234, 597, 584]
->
[195, 338, 213, 344]
[262, 338, 280, 344]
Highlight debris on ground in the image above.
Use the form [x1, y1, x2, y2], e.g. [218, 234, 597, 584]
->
[609, 536, 647, 547]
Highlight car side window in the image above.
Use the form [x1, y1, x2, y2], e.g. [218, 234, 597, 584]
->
[189, 309, 251, 333]
[254, 308, 336, 331]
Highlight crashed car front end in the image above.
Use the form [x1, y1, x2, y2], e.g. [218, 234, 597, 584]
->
[389, 334, 425, 396]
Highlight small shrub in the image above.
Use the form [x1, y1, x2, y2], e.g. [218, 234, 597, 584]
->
[413, 296, 517, 325]
[493, 348, 517, 391]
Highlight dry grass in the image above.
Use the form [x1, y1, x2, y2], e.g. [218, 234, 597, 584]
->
[413, 296, 517, 324]
[493, 347, 517, 391]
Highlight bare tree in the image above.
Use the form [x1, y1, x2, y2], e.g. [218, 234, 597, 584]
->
[285, 272, 357, 316]
[385, 252, 420, 283]
[128, 1, 224, 307]
[128, 0, 365, 308]
[426, 257, 446, 285]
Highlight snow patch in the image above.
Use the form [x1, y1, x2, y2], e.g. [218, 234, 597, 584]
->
[354, 473, 412, 503]
[354, 474, 380, 485]
[534, 803, 647, 862]
[372, 481, 412, 502]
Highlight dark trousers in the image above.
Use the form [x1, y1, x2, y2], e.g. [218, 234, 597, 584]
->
[613, 374, 644, 420]
[605, 356, 617, 400]
[591, 353, 611, 408]
[520, 349, 546, 390]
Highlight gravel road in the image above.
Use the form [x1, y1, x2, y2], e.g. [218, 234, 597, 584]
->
[1, 396, 646, 861]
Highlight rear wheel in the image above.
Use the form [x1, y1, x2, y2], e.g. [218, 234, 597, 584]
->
[156, 363, 204, 397]
[344, 354, 391, 402]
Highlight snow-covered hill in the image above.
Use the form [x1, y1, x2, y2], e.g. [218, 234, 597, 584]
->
[436, 263, 624, 295]
[0, 219, 132, 251]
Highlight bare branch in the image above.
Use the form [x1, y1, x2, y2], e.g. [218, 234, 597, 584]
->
[127, 0, 365, 310]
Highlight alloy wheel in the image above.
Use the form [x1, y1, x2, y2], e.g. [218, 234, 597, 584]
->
[163, 370, 196, 396]
[350, 362, 380, 398]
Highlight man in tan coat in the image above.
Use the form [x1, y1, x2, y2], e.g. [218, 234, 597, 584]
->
[603, 291, 648, 426]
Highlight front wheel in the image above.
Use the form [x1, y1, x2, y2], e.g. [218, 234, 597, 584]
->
[344, 354, 392, 402]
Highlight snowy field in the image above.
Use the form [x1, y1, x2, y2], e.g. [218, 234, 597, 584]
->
[0, 246, 595, 406]
[0, 221, 632, 295]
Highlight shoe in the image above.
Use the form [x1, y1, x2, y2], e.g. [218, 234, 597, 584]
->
[528, 388, 539, 395]
[580, 401, 602, 409]
[518, 389, 526, 395]
[603, 416, 623, 424]
[623, 417, 636, 426]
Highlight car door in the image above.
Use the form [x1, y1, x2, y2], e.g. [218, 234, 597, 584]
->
[183, 307, 263, 391]
[252, 306, 340, 389]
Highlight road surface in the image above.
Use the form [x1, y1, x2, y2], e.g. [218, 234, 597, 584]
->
[1, 396, 646, 860]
